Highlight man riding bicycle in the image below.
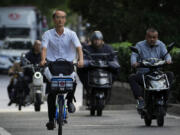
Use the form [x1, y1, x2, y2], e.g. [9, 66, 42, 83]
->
[40, 10, 84, 130]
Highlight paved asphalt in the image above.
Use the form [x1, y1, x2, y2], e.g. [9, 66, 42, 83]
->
[1, 75, 180, 135]
[0, 110, 180, 135]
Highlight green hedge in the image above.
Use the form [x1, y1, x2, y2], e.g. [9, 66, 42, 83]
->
[111, 42, 132, 82]
[111, 42, 180, 103]
[167, 52, 180, 103]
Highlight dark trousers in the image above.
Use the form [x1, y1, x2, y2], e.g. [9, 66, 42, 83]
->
[128, 71, 174, 99]
[46, 82, 76, 121]
[7, 81, 14, 100]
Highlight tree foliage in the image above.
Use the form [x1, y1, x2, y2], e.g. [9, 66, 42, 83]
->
[68, 0, 180, 46]
[0, 0, 66, 13]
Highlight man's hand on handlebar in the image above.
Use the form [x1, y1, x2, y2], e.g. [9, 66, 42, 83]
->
[166, 60, 172, 64]
[77, 59, 84, 68]
[40, 60, 47, 66]
[132, 62, 140, 68]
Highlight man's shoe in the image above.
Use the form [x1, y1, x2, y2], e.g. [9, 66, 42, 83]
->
[137, 99, 144, 110]
[67, 102, 76, 113]
[64, 119, 68, 124]
[46, 121, 55, 130]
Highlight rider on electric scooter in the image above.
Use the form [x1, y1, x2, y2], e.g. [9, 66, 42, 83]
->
[128, 28, 174, 110]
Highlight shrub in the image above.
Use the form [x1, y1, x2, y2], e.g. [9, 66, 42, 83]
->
[111, 42, 132, 82]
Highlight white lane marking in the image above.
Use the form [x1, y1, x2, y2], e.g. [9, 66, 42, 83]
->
[71, 124, 122, 127]
[0, 127, 11, 135]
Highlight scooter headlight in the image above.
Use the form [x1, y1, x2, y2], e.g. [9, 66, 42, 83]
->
[34, 72, 42, 79]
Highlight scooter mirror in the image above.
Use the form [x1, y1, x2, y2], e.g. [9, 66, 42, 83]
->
[129, 46, 139, 54]
[20, 53, 31, 64]
[113, 51, 118, 55]
[83, 48, 93, 60]
[83, 49, 90, 55]
[21, 53, 26, 58]
[167, 42, 175, 53]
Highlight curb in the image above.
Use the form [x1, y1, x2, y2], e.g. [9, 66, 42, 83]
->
[80, 104, 180, 116]
[167, 104, 180, 116]
[80, 104, 136, 111]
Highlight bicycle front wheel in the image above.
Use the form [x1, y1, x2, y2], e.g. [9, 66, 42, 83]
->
[58, 98, 64, 135]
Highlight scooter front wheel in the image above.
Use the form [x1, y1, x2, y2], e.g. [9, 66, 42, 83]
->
[18, 104, 22, 111]
[157, 115, 164, 127]
[90, 108, 95, 116]
[34, 93, 41, 112]
[97, 109, 102, 116]
[144, 115, 152, 126]
[157, 106, 165, 127]
[18, 95, 23, 111]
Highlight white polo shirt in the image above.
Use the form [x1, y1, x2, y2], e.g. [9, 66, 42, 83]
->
[42, 27, 81, 62]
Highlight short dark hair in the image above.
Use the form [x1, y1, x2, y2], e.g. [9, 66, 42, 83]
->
[146, 28, 158, 35]
[52, 10, 66, 19]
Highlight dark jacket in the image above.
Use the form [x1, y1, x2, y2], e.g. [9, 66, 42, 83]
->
[84, 44, 114, 54]
[23, 49, 41, 78]
[25, 49, 41, 65]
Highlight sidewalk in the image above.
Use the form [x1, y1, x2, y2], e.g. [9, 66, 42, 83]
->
[168, 104, 180, 116]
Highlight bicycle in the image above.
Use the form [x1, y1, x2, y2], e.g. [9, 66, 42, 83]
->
[44, 60, 76, 135]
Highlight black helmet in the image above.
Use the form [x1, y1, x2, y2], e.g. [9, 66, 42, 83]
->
[90, 31, 103, 41]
